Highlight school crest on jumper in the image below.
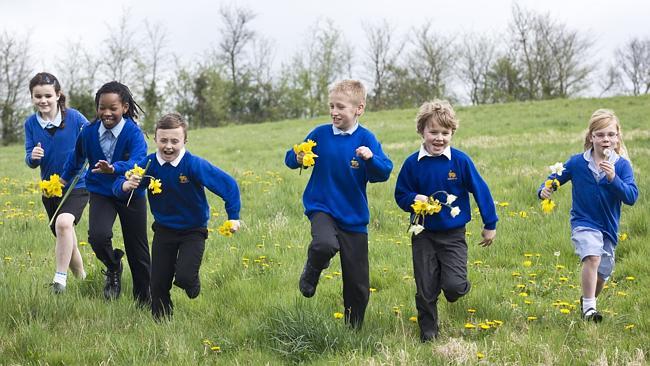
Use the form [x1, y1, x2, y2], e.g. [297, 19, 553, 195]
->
[179, 174, 189, 183]
[447, 170, 457, 180]
[350, 157, 359, 169]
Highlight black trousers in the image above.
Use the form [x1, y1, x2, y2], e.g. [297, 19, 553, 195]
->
[411, 227, 470, 338]
[88, 192, 151, 303]
[307, 212, 369, 328]
[150, 222, 207, 318]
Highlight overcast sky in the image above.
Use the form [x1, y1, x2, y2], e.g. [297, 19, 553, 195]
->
[3, 0, 650, 96]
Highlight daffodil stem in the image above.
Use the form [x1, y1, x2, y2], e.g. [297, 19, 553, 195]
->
[127, 159, 152, 207]
[49, 160, 89, 227]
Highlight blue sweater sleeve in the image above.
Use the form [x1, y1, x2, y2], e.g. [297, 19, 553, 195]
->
[112, 157, 149, 199]
[24, 119, 40, 169]
[193, 157, 241, 220]
[537, 158, 572, 199]
[602, 159, 638, 205]
[112, 124, 148, 175]
[363, 135, 393, 183]
[463, 157, 498, 230]
[61, 132, 86, 182]
[394, 157, 418, 213]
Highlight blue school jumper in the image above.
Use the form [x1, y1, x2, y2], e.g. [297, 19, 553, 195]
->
[284, 124, 393, 233]
[537, 152, 637, 245]
[114, 151, 241, 230]
[62, 118, 147, 199]
[24, 108, 88, 189]
[395, 147, 498, 231]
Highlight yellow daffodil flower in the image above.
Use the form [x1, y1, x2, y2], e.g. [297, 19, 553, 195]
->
[148, 179, 162, 194]
[218, 221, 234, 237]
[549, 162, 565, 176]
[125, 164, 146, 179]
[39, 174, 64, 198]
[541, 198, 556, 213]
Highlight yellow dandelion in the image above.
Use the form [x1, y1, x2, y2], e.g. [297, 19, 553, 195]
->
[625, 276, 635, 281]
[523, 260, 532, 267]
[519, 211, 528, 218]
[479, 323, 490, 330]
[524, 253, 533, 257]
[467, 308, 477, 313]
[524, 300, 533, 305]
[624, 324, 635, 330]
[210, 345, 221, 353]
[617, 291, 627, 297]
[477, 352, 485, 360]
[493, 320, 503, 326]
[464, 323, 476, 329]
[409, 316, 418, 323]
[619, 233, 628, 241]
[218, 221, 234, 237]
[333, 312, 344, 319]
[369, 287, 377, 293]
[518, 292, 528, 297]
[527, 316, 537, 321]
[497, 201, 509, 207]
[560, 308, 570, 314]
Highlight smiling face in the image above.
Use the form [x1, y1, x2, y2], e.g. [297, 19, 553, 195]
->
[329, 92, 364, 131]
[589, 121, 619, 157]
[155, 127, 186, 162]
[31, 84, 59, 118]
[422, 118, 453, 156]
[97, 92, 128, 129]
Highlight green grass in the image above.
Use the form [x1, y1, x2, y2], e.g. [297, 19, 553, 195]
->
[1, 95, 649, 365]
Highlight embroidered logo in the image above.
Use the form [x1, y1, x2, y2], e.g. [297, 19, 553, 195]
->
[179, 174, 189, 183]
[350, 157, 359, 169]
[447, 170, 457, 180]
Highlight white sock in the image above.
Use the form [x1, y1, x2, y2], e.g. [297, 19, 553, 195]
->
[582, 297, 596, 313]
[53, 271, 67, 286]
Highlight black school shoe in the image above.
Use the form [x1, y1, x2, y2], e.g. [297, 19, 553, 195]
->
[299, 261, 321, 298]
[185, 279, 201, 299]
[580, 296, 603, 323]
[102, 249, 124, 300]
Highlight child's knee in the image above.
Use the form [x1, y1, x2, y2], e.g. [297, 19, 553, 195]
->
[309, 237, 338, 259]
[442, 279, 470, 303]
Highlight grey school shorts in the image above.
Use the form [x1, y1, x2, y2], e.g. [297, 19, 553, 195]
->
[571, 226, 615, 280]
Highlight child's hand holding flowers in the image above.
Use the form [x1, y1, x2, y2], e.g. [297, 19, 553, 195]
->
[293, 139, 318, 171]
[39, 174, 64, 197]
[218, 220, 240, 237]
[540, 162, 564, 213]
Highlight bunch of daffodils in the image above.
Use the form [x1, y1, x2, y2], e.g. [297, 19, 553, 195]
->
[541, 162, 564, 214]
[409, 191, 461, 235]
[293, 139, 318, 171]
[125, 162, 162, 195]
[218, 220, 234, 237]
[39, 174, 64, 198]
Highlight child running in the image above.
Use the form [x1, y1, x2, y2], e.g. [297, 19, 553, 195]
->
[394, 99, 497, 342]
[115, 113, 241, 320]
[24, 72, 89, 294]
[537, 109, 638, 322]
[285, 79, 393, 329]
[62, 81, 150, 305]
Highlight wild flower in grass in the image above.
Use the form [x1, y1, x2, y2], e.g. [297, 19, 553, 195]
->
[467, 308, 477, 314]
[619, 232, 628, 241]
[369, 287, 377, 293]
[409, 316, 418, 323]
[477, 352, 485, 360]
[555, 265, 565, 270]
[519, 211, 528, 218]
[616, 291, 627, 297]
[559, 277, 569, 282]
[512, 271, 521, 277]
[560, 308, 570, 314]
[518, 292, 528, 297]
[472, 260, 483, 266]
[210, 346, 221, 353]
[625, 276, 635, 281]
[392, 306, 401, 315]
[464, 323, 476, 329]
[527, 316, 537, 321]
[479, 323, 490, 330]
[524, 300, 533, 305]
[624, 324, 635, 330]
[523, 260, 532, 267]
[218, 221, 234, 237]
[333, 312, 344, 319]
[524, 253, 533, 258]
[497, 201, 509, 207]
[493, 320, 503, 326]
[202, 339, 211, 346]
[39, 174, 64, 197]
[516, 284, 526, 289]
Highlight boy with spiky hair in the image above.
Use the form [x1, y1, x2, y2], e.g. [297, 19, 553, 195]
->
[285, 79, 393, 329]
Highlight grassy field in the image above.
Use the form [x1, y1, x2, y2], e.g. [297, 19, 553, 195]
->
[0, 95, 648, 365]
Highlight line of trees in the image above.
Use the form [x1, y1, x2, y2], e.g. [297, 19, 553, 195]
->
[2, 4, 649, 145]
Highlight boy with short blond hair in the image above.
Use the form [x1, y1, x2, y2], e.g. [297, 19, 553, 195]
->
[285, 79, 393, 329]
